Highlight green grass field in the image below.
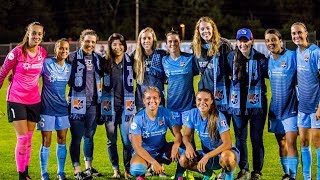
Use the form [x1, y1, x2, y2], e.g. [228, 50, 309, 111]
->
[0, 77, 317, 179]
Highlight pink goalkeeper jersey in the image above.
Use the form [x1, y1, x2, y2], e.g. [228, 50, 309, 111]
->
[0, 45, 47, 104]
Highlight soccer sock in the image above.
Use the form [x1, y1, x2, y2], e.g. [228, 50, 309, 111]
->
[280, 157, 289, 174]
[287, 156, 298, 179]
[174, 163, 186, 179]
[56, 143, 67, 174]
[301, 146, 311, 179]
[225, 169, 235, 180]
[39, 145, 50, 175]
[316, 148, 320, 180]
[15, 134, 28, 172]
[25, 131, 33, 166]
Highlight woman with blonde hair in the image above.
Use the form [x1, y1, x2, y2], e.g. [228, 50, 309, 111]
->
[133, 27, 167, 111]
[0, 22, 47, 180]
[192, 17, 232, 125]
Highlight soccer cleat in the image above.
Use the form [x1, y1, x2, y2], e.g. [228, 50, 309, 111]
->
[282, 174, 290, 180]
[41, 172, 50, 180]
[124, 170, 133, 179]
[83, 167, 102, 177]
[216, 169, 226, 180]
[74, 171, 92, 180]
[25, 166, 31, 180]
[57, 172, 66, 180]
[136, 176, 145, 180]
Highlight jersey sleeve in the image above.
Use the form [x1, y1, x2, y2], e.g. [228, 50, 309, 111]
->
[0, 47, 19, 88]
[129, 115, 143, 135]
[182, 109, 194, 129]
[217, 111, 229, 135]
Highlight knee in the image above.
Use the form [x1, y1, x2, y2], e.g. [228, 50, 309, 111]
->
[299, 136, 310, 147]
[179, 155, 189, 168]
[43, 137, 52, 147]
[130, 163, 147, 177]
[220, 150, 237, 171]
[57, 137, 66, 145]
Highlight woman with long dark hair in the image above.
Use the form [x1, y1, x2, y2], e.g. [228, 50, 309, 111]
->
[0, 22, 47, 180]
[100, 33, 133, 179]
[177, 89, 239, 180]
[227, 28, 268, 180]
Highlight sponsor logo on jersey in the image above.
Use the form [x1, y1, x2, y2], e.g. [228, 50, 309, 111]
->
[215, 90, 224, 101]
[248, 93, 259, 104]
[73, 99, 84, 110]
[231, 93, 238, 104]
[220, 120, 227, 127]
[303, 55, 309, 62]
[103, 100, 112, 112]
[130, 122, 137, 130]
[8, 52, 14, 60]
[126, 100, 135, 111]
[159, 120, 164, 126]
[281, 61, 286, 68]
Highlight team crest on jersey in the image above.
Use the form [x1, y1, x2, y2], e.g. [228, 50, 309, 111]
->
[215, 90, 224, 101]
[38, 55, 43, 61]
[65, 67, 69, 73]
[73, 99, 84, 110]
[159, 120, 164, 126]
[248, 93, 259, 104]
[220, 120, 227, 127]
[231, 93, 238, 104]
[303, 55, 309, 62]
[126, 100, 135, 111]
[281, 61, 286, 68]
[103, 100, 112, 112]
[180, 61, 185, 67]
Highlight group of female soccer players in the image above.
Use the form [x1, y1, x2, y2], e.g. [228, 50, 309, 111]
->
[0, 17, 319, 180]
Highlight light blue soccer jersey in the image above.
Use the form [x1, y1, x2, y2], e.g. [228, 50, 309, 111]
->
[268, 49, 298, 121]
[182, 108, 229, 152]
[162, 52, 196, 112]
[41, 58, 71, 116]
[296, 44, 320, 113]
[129, 107, 178, 154]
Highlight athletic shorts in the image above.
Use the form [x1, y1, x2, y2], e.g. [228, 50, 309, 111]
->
[186, 147, 240, 171]
[37, 115, 70, 131]
[7, 101, 41, 122]
[268, 116, 298, 134]
[298, 111, 320, 128]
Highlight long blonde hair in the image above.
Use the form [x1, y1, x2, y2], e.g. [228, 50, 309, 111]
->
[196, 89, 219, 139]
[192, 17, 220, 58]
[134, 27, 158, 84]
[18, 22, 44, 58]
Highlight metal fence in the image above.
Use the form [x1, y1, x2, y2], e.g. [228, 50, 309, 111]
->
[0, 40, 319, 65]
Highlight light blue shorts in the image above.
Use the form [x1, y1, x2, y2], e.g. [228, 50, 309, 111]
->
[298, 111, 320, 128]
[268, 116, 298, 134]
[37, 115, 70, 131]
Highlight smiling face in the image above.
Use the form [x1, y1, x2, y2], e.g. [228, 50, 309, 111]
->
[236, 37, 253, 55]
[166, 34, 181, 54]
[291, 24, 308, 47]
[143, 89, 161, 112]
[111, 39, 125, 57]
[199, 21, 213, 42]
[27, 25, 44, 47]
[141, 32, 154, 52]
[80, 34, 97, 55]
[55, 41, 70, 61]
[196, 91, 213, 114]
[265, 33, 282, 54]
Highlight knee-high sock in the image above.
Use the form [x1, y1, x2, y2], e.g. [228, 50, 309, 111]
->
[39, 145, 50, 175]
[280, 157, 289, 175]
[287, 156, 298, 179]
[301, 146, 311, 180]
[56, 143, 67, 174]
[26, 131, 33, 166]
[225, 169, 235, 180]
[15, 134, 28, 172]
[316, 148, 320, 180]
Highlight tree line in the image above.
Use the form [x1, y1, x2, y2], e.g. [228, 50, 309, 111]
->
[1, 0, 319, 43]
